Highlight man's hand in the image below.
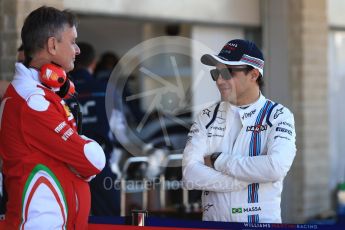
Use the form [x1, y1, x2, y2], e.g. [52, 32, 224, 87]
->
[204, 152, 222, 168]
[204, 155, 213, 168]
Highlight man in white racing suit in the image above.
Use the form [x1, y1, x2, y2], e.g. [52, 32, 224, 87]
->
[182, 39, 296, 223]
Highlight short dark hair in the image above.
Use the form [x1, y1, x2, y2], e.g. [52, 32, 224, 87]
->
[245, 66, 264, 90]
[74, 42, 95, 69]
[95, 52, 119, 72]
[21, 6, 77, 65]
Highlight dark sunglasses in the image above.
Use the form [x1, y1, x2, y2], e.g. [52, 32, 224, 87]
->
[210, 66, 250, 81]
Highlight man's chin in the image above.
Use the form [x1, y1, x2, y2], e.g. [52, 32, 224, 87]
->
[65, 65, 74, 73]
[221, 94, 237, 103]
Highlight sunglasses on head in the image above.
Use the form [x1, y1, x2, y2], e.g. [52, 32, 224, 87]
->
[210, 66, 250, 81]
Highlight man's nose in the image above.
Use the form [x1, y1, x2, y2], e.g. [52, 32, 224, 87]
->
[75, 45, 81, 55]
[216, 74, 226, 83]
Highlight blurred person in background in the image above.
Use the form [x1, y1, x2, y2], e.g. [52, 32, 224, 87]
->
[94, 52, 118, 80]
[183, 39, 296, 223]
[68, 43, 121, 216]
[95, 52, 144, 124]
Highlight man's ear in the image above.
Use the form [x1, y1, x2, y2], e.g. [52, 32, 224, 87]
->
[250, 69, 260, 82]
[47, 37, 57, 55]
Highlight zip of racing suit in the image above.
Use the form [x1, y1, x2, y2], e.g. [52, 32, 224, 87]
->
[182, 94, 296, 223]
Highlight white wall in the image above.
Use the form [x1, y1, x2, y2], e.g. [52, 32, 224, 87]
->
[328, 0, 345, 27]
[65, 0, 260, 26]
[328, 0, 345, 190]
[328, 0, 345, 191]
[328, 31, 345, 189]
[77, 16, 143, 58]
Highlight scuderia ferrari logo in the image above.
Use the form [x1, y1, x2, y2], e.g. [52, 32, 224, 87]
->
[232, 206, 261, 214]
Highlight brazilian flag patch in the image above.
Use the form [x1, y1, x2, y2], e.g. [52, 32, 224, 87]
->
[232, 208, 242, 214]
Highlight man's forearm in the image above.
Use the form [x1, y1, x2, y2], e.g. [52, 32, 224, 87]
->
[183, 160, 249, 192]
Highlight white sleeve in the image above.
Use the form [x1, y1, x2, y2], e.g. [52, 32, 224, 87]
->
[182, 114, 249, 192]
[214, 107, 296, 183]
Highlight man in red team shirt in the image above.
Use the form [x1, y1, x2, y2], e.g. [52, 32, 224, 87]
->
[0, 6, 105, 229]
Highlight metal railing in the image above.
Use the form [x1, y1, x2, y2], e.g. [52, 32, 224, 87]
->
[120, 153, 188, 216]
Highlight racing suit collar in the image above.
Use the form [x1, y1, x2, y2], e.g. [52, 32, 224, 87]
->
[236, 93, 266, 125]
[15, 62, 41, 84]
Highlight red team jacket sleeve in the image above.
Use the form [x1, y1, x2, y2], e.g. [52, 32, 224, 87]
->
[22, 94, 105, 178]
